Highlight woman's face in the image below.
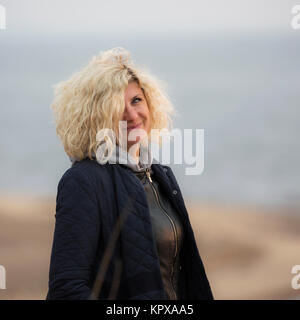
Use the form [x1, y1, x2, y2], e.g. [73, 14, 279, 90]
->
[121, 81, 151, 150]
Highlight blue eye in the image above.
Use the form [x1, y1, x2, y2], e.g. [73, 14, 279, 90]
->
[132, 97, 141, 104]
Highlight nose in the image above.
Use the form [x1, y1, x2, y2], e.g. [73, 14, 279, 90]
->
[122, 104, 138, 122]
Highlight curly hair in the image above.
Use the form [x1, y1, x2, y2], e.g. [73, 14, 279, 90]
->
[51, 47, 175, 161]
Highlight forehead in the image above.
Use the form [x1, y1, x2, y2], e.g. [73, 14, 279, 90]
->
[124, 81, 143, 99]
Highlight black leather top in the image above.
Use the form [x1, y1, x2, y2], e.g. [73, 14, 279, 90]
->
[133, 167, 185, 300]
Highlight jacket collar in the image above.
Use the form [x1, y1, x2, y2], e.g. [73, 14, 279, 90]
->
[107, 143, 159, 172]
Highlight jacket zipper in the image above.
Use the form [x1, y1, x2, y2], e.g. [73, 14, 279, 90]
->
[145, 168, 178, 300]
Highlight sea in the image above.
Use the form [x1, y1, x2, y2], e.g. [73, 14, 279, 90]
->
[0, 30, 299, 209]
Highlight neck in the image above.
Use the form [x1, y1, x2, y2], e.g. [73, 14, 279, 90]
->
[127, 143, 140, 164]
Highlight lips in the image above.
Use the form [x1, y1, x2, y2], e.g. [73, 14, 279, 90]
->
[127, 122, 142, 131]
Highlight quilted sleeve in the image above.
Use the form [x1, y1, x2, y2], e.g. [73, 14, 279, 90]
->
[46, 168, 101, 300]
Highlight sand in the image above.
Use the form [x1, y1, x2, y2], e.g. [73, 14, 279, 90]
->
[0, 193, 300, 300]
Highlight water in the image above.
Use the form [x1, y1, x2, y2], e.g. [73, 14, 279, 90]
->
[0, 30, 299, 208]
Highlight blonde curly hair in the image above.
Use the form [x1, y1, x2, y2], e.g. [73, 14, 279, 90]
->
[51, 47, 175, 161]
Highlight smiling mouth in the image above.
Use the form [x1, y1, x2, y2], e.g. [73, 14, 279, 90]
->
[127, 123, 142, 131]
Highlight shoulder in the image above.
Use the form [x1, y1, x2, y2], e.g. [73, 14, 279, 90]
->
[152, 163, 175, 178]
[70, 157, 109, 177]
[57, 158, 111, 194]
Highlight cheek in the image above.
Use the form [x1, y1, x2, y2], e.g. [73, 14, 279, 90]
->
[144, 105, 150, 121]
[140, 103, 150, 130]
[143, 108, 150, 122]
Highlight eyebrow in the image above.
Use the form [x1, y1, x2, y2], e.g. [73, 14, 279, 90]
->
[131, 94, 142, 100]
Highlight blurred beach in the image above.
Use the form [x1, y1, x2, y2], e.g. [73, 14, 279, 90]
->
[0, 194, 299, 300]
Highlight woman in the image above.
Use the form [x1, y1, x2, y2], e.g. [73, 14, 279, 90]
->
[46, 47, 213, 300]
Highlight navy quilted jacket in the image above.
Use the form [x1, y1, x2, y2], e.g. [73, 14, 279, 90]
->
[46, 158, 214, 300]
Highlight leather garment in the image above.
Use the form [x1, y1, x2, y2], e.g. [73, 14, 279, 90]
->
[132, 167, 185, 300]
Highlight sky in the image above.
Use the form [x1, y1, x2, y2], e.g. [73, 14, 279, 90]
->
[0, 0, 299, 34]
